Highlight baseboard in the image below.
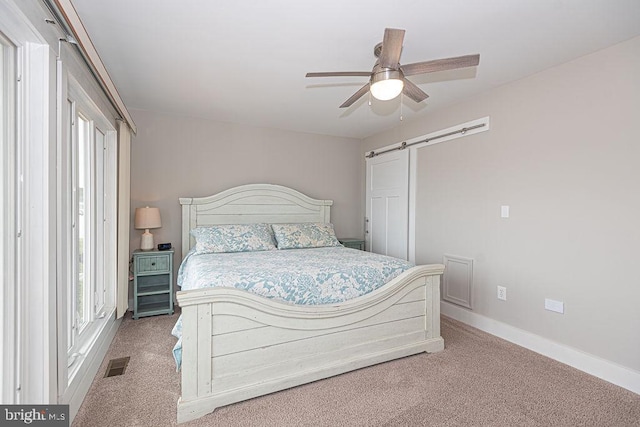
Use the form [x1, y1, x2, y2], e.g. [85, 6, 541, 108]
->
[441, 301, 640, 395]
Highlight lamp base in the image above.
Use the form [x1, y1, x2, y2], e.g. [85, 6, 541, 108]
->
[140, 230, 155, 251]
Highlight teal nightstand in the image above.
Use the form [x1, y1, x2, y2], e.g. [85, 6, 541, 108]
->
[339, 238, 365, 251]
[132, 249, 174, 319]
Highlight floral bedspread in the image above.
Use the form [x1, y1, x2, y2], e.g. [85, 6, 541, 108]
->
[171, 246, 414, 368]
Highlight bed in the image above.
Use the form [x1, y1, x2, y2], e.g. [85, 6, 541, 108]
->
[175, 184, 445, 423]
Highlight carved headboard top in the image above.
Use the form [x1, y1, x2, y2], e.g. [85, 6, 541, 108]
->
[179, 184, 333, 259]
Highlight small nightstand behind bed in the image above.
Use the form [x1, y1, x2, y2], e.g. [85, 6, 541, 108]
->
[132, 249, 174, 319]
[338, 238, 365, 251]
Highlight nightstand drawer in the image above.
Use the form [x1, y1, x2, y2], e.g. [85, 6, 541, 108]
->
[136, 255, 170, 273]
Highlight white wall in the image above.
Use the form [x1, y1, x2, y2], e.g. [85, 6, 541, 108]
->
[363, 36, 640, 373]
[129, 109, 363, 270]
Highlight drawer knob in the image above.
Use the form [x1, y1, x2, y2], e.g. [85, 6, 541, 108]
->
[151, 262, 156, 266]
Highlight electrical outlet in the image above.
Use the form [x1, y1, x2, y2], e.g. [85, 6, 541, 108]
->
[497, 286, 507, 301]
[545, 298, 564, 314]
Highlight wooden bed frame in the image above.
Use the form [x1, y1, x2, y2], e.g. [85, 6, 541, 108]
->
[175, 184, 445, 423]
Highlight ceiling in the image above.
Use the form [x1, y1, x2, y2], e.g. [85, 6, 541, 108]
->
[71, 0, 640, 139]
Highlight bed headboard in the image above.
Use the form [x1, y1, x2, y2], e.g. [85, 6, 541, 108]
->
[179, 184, 333, 259]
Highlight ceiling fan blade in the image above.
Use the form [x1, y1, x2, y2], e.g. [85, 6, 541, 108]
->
[402, 79, 429, 103]
[400, 54, 480, 76]
[340, 84, 370, 108]
[306, 71, 371, 78]
[379, 28, 405, 69]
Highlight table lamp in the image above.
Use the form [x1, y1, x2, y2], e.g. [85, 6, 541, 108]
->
[134, 206, 161, 250]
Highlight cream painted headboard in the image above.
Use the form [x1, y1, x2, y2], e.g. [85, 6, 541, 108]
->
[179, 184, 333, 259]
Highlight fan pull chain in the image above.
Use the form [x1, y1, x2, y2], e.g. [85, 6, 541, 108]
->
[400, 93, 403, 121]
[368, 90, 372, 106]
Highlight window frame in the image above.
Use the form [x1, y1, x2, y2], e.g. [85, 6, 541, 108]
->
[61, 74, 117, 386]
[0, 30, 18, 405]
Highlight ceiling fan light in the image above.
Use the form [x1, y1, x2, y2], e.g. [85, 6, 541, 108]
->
[370, 69, 404, 101]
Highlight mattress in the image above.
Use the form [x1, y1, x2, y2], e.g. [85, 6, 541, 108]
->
[171, 246, 414, 368]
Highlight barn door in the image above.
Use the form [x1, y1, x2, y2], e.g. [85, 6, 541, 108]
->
[365, 149, 409, 260]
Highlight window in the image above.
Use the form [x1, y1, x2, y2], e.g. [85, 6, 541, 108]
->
[64, 78, 117, 382]
[1, 2, 122, 411]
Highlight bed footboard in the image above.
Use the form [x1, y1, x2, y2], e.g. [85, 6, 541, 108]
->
[176, 264, 445, 424]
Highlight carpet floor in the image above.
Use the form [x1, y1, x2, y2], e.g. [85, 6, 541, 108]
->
[72, 310, 640, 426]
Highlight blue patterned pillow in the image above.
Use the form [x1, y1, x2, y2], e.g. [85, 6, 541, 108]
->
[271, 223, 342, 249]
[191, 224, 276, 254]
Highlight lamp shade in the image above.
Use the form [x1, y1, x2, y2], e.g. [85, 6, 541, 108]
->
[134, 206, 161, 230]
[370, 69, 404, 101]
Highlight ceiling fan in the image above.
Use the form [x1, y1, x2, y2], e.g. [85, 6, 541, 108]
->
[306, 28, 480, 108]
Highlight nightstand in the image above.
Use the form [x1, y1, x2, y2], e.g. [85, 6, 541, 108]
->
[339, 238, 365, 251]
[132, 249, 174, 319]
